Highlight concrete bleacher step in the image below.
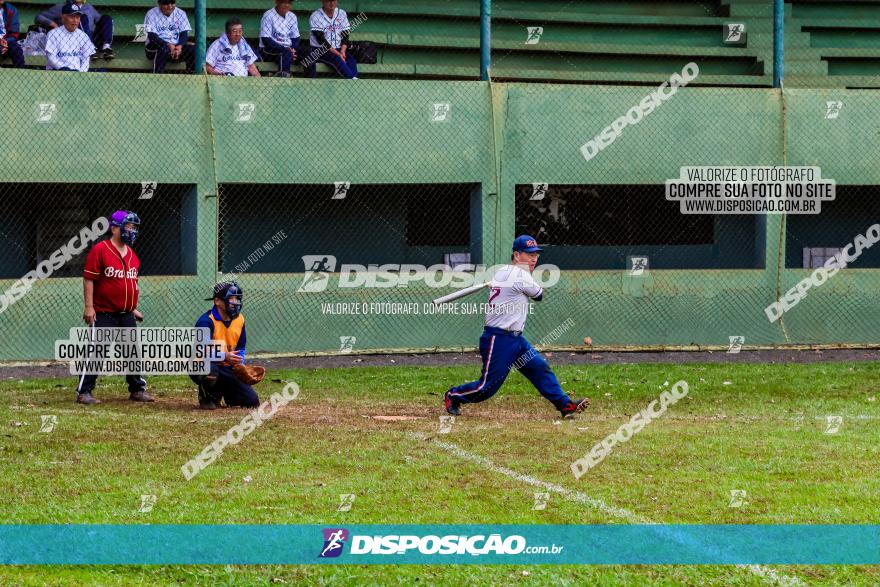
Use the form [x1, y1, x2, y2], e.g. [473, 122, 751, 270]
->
[789, 0, 880, 21]
[6, 0, 776, 87]
[785, 74, 880, 88]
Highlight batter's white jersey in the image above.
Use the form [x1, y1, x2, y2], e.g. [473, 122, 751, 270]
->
[206, 34, 257, 76]
[485, 264, 543, 332]
[309, 8, 350, 49]
[259, 8, 300, 49]
[0, 10, 6, 37]
[144, 6, 191, 45]
[45, 27, 95, 71]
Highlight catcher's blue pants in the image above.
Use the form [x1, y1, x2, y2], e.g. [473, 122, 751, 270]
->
[190, 364, 259, 408]
[446, 326, 572, 411]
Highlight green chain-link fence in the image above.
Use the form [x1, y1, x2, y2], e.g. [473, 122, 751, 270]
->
[1, 1, 879, 361]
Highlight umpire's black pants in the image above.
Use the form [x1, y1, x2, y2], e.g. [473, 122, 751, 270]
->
[76, 312, 147, 396]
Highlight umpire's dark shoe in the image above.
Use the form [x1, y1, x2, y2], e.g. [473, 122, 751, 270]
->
[198, 397, 218, 410]
[76, 392, 100, 405]
[444, 391, 461, 416]
[129, 391, 155, 402]
[560, 397, 590, 419]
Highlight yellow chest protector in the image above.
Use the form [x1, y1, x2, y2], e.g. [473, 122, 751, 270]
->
[209, 312, 245, 362]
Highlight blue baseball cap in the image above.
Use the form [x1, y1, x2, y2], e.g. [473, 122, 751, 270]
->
[62, 3, 83, 15]
[512, 235, 543, 253]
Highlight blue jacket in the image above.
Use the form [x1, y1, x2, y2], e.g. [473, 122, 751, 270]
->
[1, 2, 20, 40]
[36, 2, 101, 36]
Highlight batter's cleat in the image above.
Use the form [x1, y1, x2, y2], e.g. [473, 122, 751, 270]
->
[76, 392, 100, 405]
[444, 391, 461, 416]
[129, 391, 155, 402]
[199, 397, 218, 410]
[560, 397, 590, 419]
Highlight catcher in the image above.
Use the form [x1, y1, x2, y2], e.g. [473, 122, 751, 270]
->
[190, 281, 264, 410]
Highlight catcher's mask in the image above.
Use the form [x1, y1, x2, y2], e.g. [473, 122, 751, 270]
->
[208, 281, 243, 319]
[110, 210, 141, 246]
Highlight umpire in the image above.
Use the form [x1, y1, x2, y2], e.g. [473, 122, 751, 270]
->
[76, 210, 153, 405]
[191, 281, 260, 410]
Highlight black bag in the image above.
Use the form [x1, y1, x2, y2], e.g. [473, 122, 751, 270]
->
[348, 41, 378, 64]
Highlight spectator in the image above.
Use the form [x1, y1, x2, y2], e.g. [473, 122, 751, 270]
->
[259, 0, 314, 78]
[0, 1, 25, 67]
[308, 0, 357, 79]
[190, 282, 259, 410]
[206, 18, 260, 77]
[44, 2, 94, 71]
[144, 0, 194, 73]
[36, 0, 114, 59]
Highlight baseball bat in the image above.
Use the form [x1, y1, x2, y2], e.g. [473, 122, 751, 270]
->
[432, 282, 491, 306]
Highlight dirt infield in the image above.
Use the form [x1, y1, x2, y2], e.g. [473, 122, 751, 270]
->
[2, 348, 877, 381]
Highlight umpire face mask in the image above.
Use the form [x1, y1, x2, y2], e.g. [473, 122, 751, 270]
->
[225, 295, 242, 319]
[121, 223, 139, 246]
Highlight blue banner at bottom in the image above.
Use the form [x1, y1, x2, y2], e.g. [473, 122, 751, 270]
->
[0, 525, 876, 565]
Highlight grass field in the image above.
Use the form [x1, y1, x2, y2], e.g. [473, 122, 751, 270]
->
[1, 359, 879, 586]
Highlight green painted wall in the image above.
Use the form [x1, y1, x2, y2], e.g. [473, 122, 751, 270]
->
[0, 73, 877, 360]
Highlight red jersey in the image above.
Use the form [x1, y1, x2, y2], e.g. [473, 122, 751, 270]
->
[83, 240, 140, 313]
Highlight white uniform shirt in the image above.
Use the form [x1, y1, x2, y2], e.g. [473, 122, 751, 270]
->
[309, 8, 350, 49]
[485, 264, 543, 332]
[144, 6, 191, 45]
[0, 10, 6, 37]
[206, 34, 257, 76]
[259, 8, 300, 49]
[45, 27, 95, 71]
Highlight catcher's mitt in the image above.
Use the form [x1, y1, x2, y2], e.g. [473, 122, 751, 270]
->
[231, 364, 265, 385]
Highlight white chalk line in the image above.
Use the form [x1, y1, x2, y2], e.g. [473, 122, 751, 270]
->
[407, 431, 806, 587]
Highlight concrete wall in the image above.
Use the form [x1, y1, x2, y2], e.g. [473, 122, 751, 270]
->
[0, 71, 877, 359]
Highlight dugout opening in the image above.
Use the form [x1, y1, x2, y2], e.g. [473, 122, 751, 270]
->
[784, 186, 880, 269]
[515, 184, 764, 270]
[218, 183, 481, 272]
[0, 183, 197, 279]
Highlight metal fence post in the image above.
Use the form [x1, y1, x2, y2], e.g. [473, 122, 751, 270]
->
[195, 0, 207, 74]
[480, 0, 491, 80]
[773, 0, 784, 88]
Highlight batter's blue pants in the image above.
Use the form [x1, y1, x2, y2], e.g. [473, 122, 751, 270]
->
[446, 327, 572, 411]
[1, 38, 25, 68]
